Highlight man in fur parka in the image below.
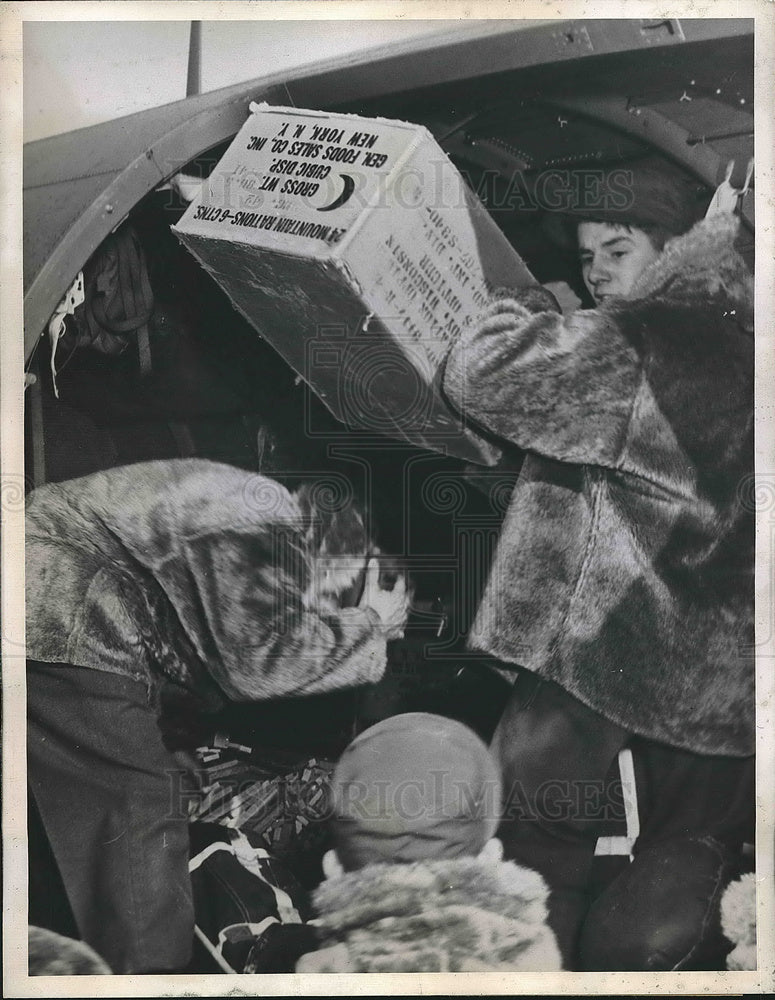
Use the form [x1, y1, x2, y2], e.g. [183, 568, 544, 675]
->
[25, 458, 408, 973]
[443, 161, 755, 970]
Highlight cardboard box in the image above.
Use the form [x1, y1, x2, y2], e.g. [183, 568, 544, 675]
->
[173, 103, 536, 464]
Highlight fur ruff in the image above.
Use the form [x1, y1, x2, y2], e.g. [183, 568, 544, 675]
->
[297, 854, 562, 972]
[630, 212, 753, 322]
[28, 926, 111, 976]
[720, 871, 757, 971]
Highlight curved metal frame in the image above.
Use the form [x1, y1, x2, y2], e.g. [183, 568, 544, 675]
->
[24, 86, 285, 361]
[23, 19, 755, 363]
[543, 95, 754, 231]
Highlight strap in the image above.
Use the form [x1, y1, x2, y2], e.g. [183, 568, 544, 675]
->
[27, 364, 47, 487]
[48, 313, 66, 400]
[594, 747, 640, 860]
[136, 323, 152, 376]
[188, 840, 233, 874]
[168, 421, 196, 456]
[216, 917, 279, 950]
[193, 925, 236, 974]
[230, 831, 303, 924]
[705, 158, 754, 219]
[47, 271, 85, 398]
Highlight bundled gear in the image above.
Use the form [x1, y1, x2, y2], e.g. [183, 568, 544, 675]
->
[48, 222, 155, 396]
[73, 222, 154, 359]
[189, 824, 318, 974]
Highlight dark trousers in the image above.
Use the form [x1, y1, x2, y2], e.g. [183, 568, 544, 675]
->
[27, 662, 199, 974]
[491, 670, 754, 970]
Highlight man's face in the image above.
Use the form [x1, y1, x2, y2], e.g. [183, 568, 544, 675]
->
[577, 222, 660, 305]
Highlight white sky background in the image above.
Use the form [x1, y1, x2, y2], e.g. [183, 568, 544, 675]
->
[23, 19, 523, 142]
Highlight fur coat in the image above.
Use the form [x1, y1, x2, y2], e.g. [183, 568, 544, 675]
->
[443, 213, 754, 756]
[720, 871, 757, 970]
[28, 926, 111, 976]
[296, 855, 562, 973]
[25, 459, 385, 708]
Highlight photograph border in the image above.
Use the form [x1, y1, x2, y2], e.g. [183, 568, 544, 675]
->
[2, 2, 773, 996]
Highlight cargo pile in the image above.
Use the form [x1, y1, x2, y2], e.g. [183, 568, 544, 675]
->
[190, 741, 335, 855]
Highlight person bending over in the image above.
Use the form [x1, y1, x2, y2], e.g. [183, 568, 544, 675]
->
[26, 458, 407, 973]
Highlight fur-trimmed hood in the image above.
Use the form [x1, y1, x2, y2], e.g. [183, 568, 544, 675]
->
[25, 459, 387, 707]
[297, 854, 562, 972]
[629, 213, 753, 324]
